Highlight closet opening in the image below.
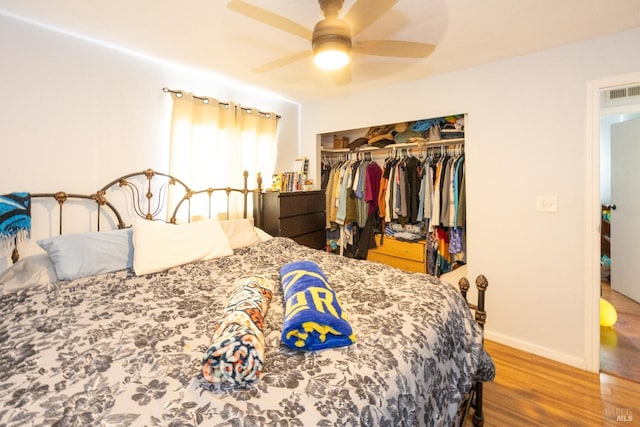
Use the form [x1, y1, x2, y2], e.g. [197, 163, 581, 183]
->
[320, 114, 466, 277]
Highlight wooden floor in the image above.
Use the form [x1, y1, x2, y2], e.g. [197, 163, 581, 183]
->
[600, 281, 640, 384]
[464, 340, 640, 426]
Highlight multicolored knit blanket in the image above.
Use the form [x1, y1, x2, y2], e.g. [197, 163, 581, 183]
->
[280, 260, 355, 351]
[202, 276, 274, 386]
[0, 192, 31, 257]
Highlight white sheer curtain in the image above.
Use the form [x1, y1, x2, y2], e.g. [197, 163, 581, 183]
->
[168, 91, 278, 220]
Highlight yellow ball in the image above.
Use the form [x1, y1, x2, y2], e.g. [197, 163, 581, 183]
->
[600, 326, 618, 348]
[600, 298, 618, 328]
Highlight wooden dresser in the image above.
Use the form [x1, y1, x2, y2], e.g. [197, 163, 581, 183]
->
[367, 234, 426, 273]
[257, 191, 326, 250]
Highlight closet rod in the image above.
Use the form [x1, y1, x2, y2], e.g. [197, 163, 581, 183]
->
[385, 139, 464, 150]
[162, 87, 281, 119]
[322, 138, 464, 154]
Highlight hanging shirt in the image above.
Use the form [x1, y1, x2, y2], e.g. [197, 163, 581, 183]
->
[325, 166, 336, 228]
[440, 156, 453, 227]
[386, 159, 396, 223]
[355, 161, 369, 227]
[335, 161, 351, 225]
[397, 160, 408, 220]
[430, 158, 443, 229]
[365, 161, 382, 216]
[378, 163, 390, 220]
[405, 155, 422, 223]
[453, 154, 465, 228]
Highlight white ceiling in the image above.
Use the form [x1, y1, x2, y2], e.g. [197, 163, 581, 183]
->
[1, 0, 640, 103]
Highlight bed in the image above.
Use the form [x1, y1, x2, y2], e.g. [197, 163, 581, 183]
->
[0, 169, 495, 427]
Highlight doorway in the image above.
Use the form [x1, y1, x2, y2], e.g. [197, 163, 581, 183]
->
[608, 116, 640, 303]
[588, 73, 640, 382]
[600, 112, 640, 383]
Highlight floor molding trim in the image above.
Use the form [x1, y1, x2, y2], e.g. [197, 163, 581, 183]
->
[484, 331, 586, 371]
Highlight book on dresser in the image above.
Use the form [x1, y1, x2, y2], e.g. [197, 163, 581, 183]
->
[254, 191, 326, 250]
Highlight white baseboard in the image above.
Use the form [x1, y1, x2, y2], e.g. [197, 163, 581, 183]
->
[484, 330, 587, 371]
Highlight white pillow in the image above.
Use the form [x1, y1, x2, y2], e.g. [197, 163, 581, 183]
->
[218, 218, 262, 249]
[254, 227, 273, 242]
[0, 254, 57, 294]
[1, 240, 48, 276]
[38, 228, 134, 281]
[133, 219, 233, 275]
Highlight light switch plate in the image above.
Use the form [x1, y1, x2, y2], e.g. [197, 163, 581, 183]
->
[536, 195, 559, 213]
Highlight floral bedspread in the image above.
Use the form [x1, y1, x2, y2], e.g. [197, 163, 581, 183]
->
[0, 237, 494, 426]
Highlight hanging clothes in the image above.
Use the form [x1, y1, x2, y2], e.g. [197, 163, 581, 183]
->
[324, 141, 465, 277]
[425, 149, 465, 276]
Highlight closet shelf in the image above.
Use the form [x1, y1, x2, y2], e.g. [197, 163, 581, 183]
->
[321, 138, 464, 154]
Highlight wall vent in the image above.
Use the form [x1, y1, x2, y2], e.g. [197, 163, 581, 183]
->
[604, 85, 640, 104]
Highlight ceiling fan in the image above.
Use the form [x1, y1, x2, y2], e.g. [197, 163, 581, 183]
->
[227, 0, 436, 78]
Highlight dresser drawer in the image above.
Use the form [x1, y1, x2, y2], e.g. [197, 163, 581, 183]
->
[371, 235, 425, 262]
[279, 212, 326, 237]
[257, 191, 326, 250]
[278, 192, 325, 217]
[292, 229, 326, 250]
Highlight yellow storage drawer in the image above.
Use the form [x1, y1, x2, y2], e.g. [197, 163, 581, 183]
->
[371, 235, 424, 262]
[367, 235, 426, 273]
[367, 252, 425, 273]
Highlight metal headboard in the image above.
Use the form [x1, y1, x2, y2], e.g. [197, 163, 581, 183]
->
[170, 170, 263, 222]
[14, 168, 262, 263]
[94, 168, 192, 224]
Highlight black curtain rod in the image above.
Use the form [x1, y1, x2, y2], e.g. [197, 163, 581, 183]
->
[162, 87, 281, 119]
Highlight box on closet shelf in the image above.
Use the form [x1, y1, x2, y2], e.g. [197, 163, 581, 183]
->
[333, 135, 349, 149]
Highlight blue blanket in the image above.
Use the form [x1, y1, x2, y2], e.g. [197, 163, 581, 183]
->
[280, 260, 355, 351]
[0, 192, 31, 257]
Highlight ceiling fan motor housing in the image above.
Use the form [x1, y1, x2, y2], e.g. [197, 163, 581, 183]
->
[312, 17, 352, 54]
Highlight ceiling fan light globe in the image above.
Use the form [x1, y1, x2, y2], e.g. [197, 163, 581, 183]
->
[314, 49, 350, 70]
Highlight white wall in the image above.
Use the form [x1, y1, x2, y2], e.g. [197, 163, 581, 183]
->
[0, 13, 300, 273]
[0, 13, 300, 195]
[301, 27, 640, 368]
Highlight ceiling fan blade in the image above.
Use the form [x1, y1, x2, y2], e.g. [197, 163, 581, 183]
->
[228, 0, 313, 41]
[343, 0, 399, 36]
[352, 40, 436, 58]
[252, 50, 313, 74]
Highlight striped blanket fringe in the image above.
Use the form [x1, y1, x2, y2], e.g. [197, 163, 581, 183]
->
[0, 192, 31, 257]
